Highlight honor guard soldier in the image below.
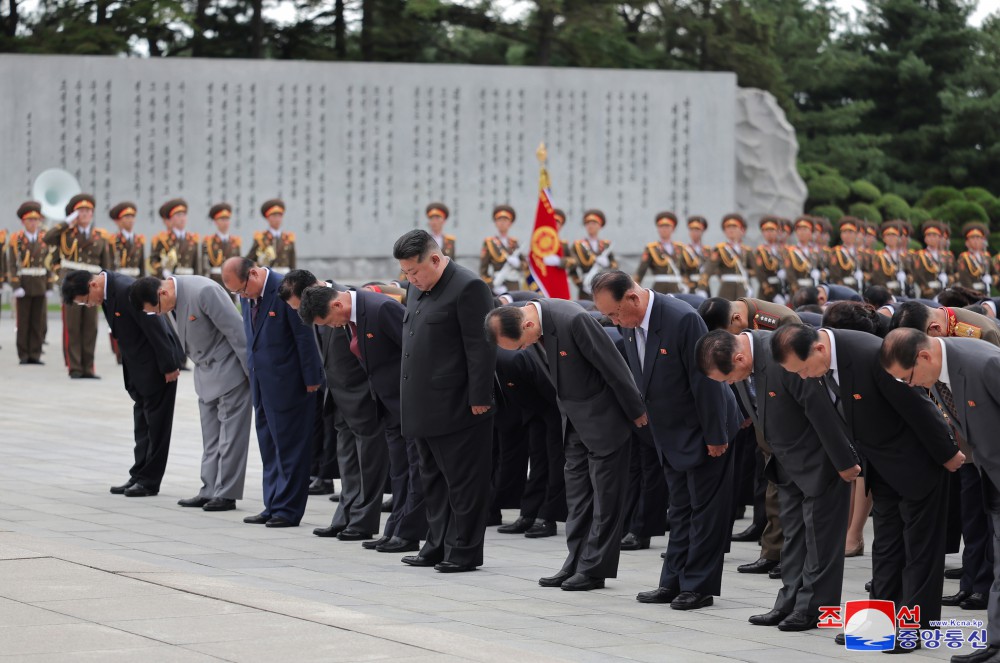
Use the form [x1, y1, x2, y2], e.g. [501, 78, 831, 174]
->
[910, 220, 951, 299]
[479, 204, 524, 295]
[150, 199, 200, 278]
[44, 193, 111, 378]
[957, 222, 992, 295]
[6, 201, 53, 364]
[859, 220, 878, 282]
[705, 213, 753, 300]
[202, 203, 242, 287]
[108, 202, 145, 279]
[753, 216, 785, 302]
[425, 202, 456, 258]
[684, 216, 710, 295]
[826, 217, 864, 291]
[552, 209, 577, 272]
[570, 209, 618, 300]
[813, 216, 834, 277]
[635, 212, 695, 294]
[784, 216, 820, 296]
[867, 220, 911, 297]
[247, 199, 296, 276]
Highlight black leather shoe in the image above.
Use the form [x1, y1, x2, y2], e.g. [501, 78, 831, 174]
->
[265, 516, 295, 528]
[336, 528, 372, 541]
[110, 480, 134, 495]
[749, 608, 789, 626]
[835, 633, 846, 645]
[865, 579, 872, 592]
[525, 520, 556, 538]
[777, 611, 819, 631]
[377, 537, 420, 553]
[731, 523, 764, 542]
[363, 535, 392, 550]
[943, 590, 971, 606]
[660, 551, 666, 559]
[313, 525, 345, 537]
[328, 493, 340, 502]
[497, 516, 534, 534]
[382, 497, 393, 513]
[768, 563, 783, 579]
[244, 512, 270, 524]
[539, 571, 573, 587]
[401, 555, 437, 567]
[308, 479, 334, 495]
[620, 533, 651, 550]
[636, 587, 677, 604]
[951, 644, 1000, 662]
[81, 373, 101, 379]
[882, 638, 920, 654]
[944, 566, 964, 580]
[560, 573, 605, 591]
[738, 557, 779, 574]
[435, 561, 477, 573]
[960, 592, 988, 610]
[124, 483, 157, 497]
[202, 498, 235, 511]
[70, 371, 84, 379]
[671, 591, 713, 610]
[178, 496, 210, 507]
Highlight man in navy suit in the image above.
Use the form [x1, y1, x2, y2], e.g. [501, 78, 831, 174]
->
[221, 257, 324, 528]
[593, 271, 741, 610]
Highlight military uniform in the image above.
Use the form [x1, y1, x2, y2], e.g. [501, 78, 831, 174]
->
[909, 221, 951, 299]
[737, 297, 800, 330]
[956, 221, 992, 295]
[813, 216, 834, 280]
[247, 199, 296, 275]
[635, 212, 690, 294]
[784, 217, 820, 295]
[705, 214, 753, 300]
[6, 202, 54, 363]
[479, 204, 525, 295]
[942, 305, 1000, 345]
[43, 193, 111, 378]
[202, 203, 242, 288]
[683, 216, 710, 293]
[150, 229, 200, 277]
[552, 209, 577, 274]
[867, 221, 910, 297]
[753, 217, 784, 302]
[108, 203, 146, 279]
[825, 218, 864, 291]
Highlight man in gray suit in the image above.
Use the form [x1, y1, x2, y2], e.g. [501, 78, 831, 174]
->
[129, 275, 251, 511]
[880, 329, 1000, 663]
[485, 299, 647, 591]
[697, 329, 859, 631]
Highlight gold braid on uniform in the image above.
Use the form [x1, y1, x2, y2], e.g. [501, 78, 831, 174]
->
[716, 244, 739, 268]
[917, 250, 940, 275]
[574, 241, 596, 269]
[833, 246, 855, 271]
[962, 253, 984, 277]
[485, 237, 510, 264]
[17, 233, 30, 268]
[680, 245, 699, 269]
[60, 232, 79, 261]
[646, 243, 673, 269]
[786, 247, 810, 272]
[756, 247, 779, 271]
[206, 237, 225, 267]
[876, 252, 898, 276]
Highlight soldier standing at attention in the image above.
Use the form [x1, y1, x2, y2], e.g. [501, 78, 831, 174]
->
[784, 216, 819, 297]
[825, 217, 863, 292]
[910, 220, 950, 300]
[479, 205, 523, 295]
[867, 221, 910, 298]
[684, 216, 710, 296]
[957, 222, 992, 296]
[202, 203, 242, 289]
[425, 202, 456, 258]
[753, 216, 784, 303]
[150, 199, 200, 278]
[570, 209, 618, 300]
[6, 201, 53, 365]
[705, 214, 753, 300]
[635, 212, 691, 294]
[247, 199, 296, 276]
[45, 193, 111, 379]
[552, 209, 577, 275]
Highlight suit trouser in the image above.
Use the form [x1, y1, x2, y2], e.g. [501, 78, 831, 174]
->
[772, 461, 850, 615]
[660, 447, 735, 595]
[128, 381, 178, 490]
[755, 448, 784, 562]
[15, 294, 47, 362]
[732, 425, 757, 518]
[310, 392, 338, 481]
[560, 425, 631, 579]
[959, 464, 994, 594]
[415, 416, 493, 567]
[328, 398, 389, 535]
[870, 468, 949, 628]
[983, 477, 1000, 645]
[492, 425, 530, 513]
[197, 379, 252, 500]
[523, 413, 568, 523]
[623, 431, 668, 538]
[255, 394, 316, 524]
[62, 302, 98, 375]
[382, 422, 427, 541]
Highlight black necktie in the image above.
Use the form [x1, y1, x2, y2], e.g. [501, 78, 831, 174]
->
[936, 381, 958, 420]
[251, 299, 260, 326]
[534, 343, 549, 369]
[824, 370, 845, 420]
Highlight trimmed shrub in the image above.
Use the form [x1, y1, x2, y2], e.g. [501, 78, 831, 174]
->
[908, 208, 933, 225]
[809, 205, 844, 221]
[850, 180, 882, 203]
[874, 194, 911, 220]
[932, 200, 989, 238]
[848, 203, 883, 224]
[808, 175, 851, 206]
[918, 186, 963, 210]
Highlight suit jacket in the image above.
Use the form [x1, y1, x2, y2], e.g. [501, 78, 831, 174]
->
[935, 338, 1000, 488]
[747, 331, 856, 496]
[669, 293, 707, 309]
[240, 268, 325, 412]
[103, 271, 183, 398]
[400, 259, 497, 438]
[623, 292, 740, 470]
[495, 347, 559, 432]
[172, 275, 248, 402]
[831, 329, 957, 499]
[353, 288, 406, 427]
[821, 283, 863, 303]
[534, 298, 644, 454]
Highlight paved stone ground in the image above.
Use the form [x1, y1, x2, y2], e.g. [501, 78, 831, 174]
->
[0, 313, 975, 661]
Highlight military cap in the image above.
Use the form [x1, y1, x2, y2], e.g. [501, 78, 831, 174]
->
[260, 199, 286, 218]
[656, 211, 678, 227]
[553, 208, 567, 225]
[759, 215, 780, 231]
[921, 219, 944, 237]
[425, 202, 449, 219]
[492, 205, 516, 222]
[863, 220, 878, 237]
[778, 217, 794, 233]
[17, 201, 42, 221]
[838, 217, 861, 234]
[813, 216, 832, 234]
[65, 193, 96, 216]
[895, 219, 913, 238]
[962, 221, 989, 239]
[879, 220, 903, 238]
[109, 202, 138, 221]
[209, 203, 233, 220]
[794, 215, 814, 231]
[583, 209, 606, 227]
[159, 198, 188, 220]
[722, 213, 746, 230]
[687, 215, 708, 230]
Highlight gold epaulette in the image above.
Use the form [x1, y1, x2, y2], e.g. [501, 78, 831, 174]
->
[282, 232, 295, 242]
[444, 234, 456, 242]
[190, 233, 200, 242]
[136, 234, 145, 244]
[232, 236, 242, 246]
[954, 322, 982, 339]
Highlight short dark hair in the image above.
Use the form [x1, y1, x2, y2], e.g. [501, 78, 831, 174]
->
[966, 303, 989, 316]
[771, 323, 818, 363]
[879, 327, 930, 371]
[393, 229, 438, 261]
[698, 297, 732, 331]
[278, 269, 319, 302]
[822, 301, 884, 336]
[232, 257, 255, 281]
[863, 285, 892, 308]
[590, 270, 634, 301]
[890, 301, 931, 331]
[791, 286, 820, 309]
[938, 286, 985, 307]
[298, 285, 336, 325]
[484, 306, 525, 345]
[129, 276, 161, 311]
[795, 304, 823, 314]
[61, 270, 94, 305]
[694, 330, 738, 375]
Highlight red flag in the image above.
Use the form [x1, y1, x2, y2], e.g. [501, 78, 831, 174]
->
[527, 164, 571, 299]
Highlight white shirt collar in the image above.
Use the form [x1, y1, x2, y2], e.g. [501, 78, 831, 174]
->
[26, 232, 37, 242]
[122, 231, 133, 241]
[985, 300, 997, 317]
[174, 230, 185, 240]
[217, 233, 229, 241]
[821, 327, 839, 384]
[269, 228, 281, 238]
[349, 289, 358, 325]
[530, 301, 544, 336]
[662, 241, 674, 254]
[102, 271, 108, 301]
[742, 330, 755, 370]
[937, 337, 951, 388]
[639, 290, 654, 336]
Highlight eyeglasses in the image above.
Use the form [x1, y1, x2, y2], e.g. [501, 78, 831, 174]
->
[230, 277, 249, 297]
[894, 352, 919, 385]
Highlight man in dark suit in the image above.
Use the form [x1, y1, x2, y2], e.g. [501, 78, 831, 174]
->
[394, 230, 497, 573]
[591, 271, 740, 609]
[221, 258, 325, 527]
[880, 329, 1000, 663]
[62, 269, 183, 496]
[485, 297, 647, 590]
[697, 329, 859, 630]
[299, 283, 426, 553]
[773, 324, 963, 643]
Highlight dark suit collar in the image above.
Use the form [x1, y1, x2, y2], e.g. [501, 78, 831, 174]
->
[638, 293, 662, 392]
[420, 259, 457, 299]
[251, 269, 279, 339]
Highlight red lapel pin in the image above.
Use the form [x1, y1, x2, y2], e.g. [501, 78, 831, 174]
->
[268, 311, 276, 317]
[366, 333, 374, 339]
[559, 351, 568, 357]
[189, 315, 196, 322]
[969, 401, 976, 407]
[767, 391, 776, 397]
[853, 394, 862, 400]
[659, 348, 667, 355]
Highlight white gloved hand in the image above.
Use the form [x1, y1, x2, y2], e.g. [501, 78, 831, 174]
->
[810, 268, 821, 282]
[493, 284, 509, 296]
[695, 289, 709, 298]
[854, 269, 864, 286]
[777, 269, 787, 280]
[897, 271, 907, 284]
[596, 254, 610, 268]
[543, 255, 562, 267]
[984, 274, 993, 288]
[940, 272, 949, 286]
[13, 288, 26, 299]
[506, 253, 521, 269]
